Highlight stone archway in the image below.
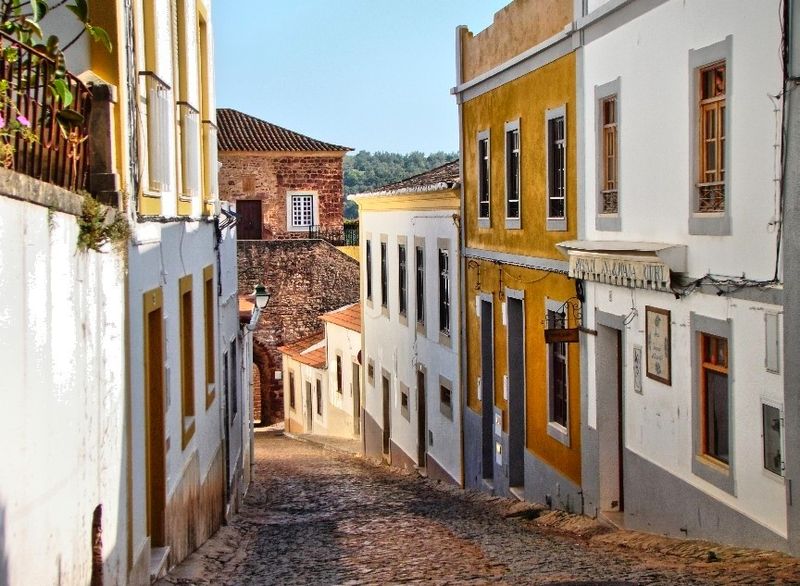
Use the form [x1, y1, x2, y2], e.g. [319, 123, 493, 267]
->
[252, 341, 272, 426]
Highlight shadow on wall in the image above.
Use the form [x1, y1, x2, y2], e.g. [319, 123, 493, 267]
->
[0, 500, 8, 586]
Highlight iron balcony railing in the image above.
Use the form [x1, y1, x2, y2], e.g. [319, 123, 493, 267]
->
[0, 30, 91, 192]
[308, 222, 359, 246]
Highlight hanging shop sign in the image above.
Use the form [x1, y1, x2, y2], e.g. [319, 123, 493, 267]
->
[568, 252, 671, 290]
[543, 297, 582, 344]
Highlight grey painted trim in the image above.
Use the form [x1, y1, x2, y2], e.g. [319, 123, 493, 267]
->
[504, 119, 522, 230]
[477, 129, 491, 229]
[545, 106, 568, 232]
[545, 297, 570, 446]
[453, 30, 574, 103]
[595, 77, 622, 232]
[464, 247, 569, 274]
[439, 375, 454, 420]
[688, 36, 733, 236]
[690, 312, 735, 495]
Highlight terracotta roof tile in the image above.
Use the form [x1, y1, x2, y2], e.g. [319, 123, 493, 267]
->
[217, 108, 353, 153]
[238, 296, 255, 322]
[353, 160, 460, 197]
[321, 302, 361, 333]
[278, 332, 326, 369]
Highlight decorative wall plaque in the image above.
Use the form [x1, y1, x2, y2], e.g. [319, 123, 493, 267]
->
[645, 306, 671, 385]
[633, 345, 643, 394]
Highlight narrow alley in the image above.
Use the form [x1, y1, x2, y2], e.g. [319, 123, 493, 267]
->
[157, 432, 800, 585]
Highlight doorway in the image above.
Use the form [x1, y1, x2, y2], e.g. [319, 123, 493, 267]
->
[417, 368, 427, 468]
[507, 296, 525, 489]
[382, 374, 391, 455]
[144, 290, 166, 547]
[597, 322, 624, 512]
[352, 362, 361, 436]
[237, 199, 262, 240]
[305, 381, 313, 431]
[480, 298, 494, 480]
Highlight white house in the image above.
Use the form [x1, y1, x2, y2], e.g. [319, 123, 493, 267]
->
[567, 0, 787, 551]
[351, 162, 463, 485]
[281, 302, 362, 439]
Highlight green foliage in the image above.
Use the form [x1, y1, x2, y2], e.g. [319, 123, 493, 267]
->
[343, 150, 458, 219]
[77, 192, 130, 252]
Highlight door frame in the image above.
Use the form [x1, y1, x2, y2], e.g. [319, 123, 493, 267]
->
[505, 289, 526, 489]
[479, 294, 495, 480]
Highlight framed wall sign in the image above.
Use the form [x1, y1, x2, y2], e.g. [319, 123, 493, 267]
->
[633, 345, 643, 394]
[645, 306, 671, 385]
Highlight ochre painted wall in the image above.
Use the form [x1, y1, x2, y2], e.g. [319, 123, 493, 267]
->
[459, 0, 572, 82]
[462, 52, 577, 259]
[465, 260, 581, 486]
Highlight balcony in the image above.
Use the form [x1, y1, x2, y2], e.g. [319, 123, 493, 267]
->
[0, 31, 92, 192]
[308, 222, 359, 246]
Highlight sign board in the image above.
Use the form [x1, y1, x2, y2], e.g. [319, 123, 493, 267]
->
[568, 251, 671, 290]
[645, 306, 671, 385]
[544, 327, 580, 344]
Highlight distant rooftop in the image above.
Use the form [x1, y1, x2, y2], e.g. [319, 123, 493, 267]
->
[321, 302, 361, 333]
[278, 332, 326, 369]
[352, 160, 460, 198]
[217, 108, 353, 153]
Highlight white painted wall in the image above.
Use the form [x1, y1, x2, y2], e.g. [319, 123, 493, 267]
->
[360, 204, 462, 483]
[580, 0, 785, 536]
[0, 195, 127, 585]
[282, 353, 327, 434]
[324, 319, 362, 439]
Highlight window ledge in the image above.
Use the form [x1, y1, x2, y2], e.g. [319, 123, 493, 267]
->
[439, 331, 452, 348]
[546, 218, 567, 232]
[181, 416, 196, 450]
[505, 218, 521, 230]
[478, 218, 490, 229]
[546, 421, 570, 447]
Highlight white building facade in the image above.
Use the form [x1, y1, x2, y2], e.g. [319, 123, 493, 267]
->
[352, 162, 463, 485]
[569, 0, 787, 551]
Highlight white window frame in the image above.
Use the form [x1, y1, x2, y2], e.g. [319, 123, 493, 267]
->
[545, 298, 569, 446]
[286, 191, 319, 232]
[545, 106, 567, 232]
[504, 119, 521, 229]
[477, 129, 491, 228]
[761, 397, 785, 480]
[595, 78, 621, 231]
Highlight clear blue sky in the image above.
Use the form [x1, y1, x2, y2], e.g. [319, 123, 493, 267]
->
[212, 1, 509, 154]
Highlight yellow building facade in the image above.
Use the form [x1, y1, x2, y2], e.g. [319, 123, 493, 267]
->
[456, 0, 582, 508]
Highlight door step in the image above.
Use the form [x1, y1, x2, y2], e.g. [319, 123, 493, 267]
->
[509, 485, 525, 502]
[149, 546, 170, 583]
[417, 466, 428, 478]
[598, 510, 625, 530]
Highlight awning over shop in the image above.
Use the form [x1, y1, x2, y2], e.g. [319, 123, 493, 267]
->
[556, 240, 687, 291]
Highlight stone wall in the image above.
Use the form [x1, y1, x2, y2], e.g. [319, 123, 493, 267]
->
[220, 152, 345, 239]
[239, 239, 360, 423]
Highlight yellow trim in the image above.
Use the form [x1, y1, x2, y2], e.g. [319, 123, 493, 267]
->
[139, 192, 162, 216]
[177, 195, 193, 217]
[203, 265, 216, 409]
[179, 274, 196, 449]
[353, 189, 460, 212]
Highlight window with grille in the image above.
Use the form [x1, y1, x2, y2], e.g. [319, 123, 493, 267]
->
[291, 194, 314, 227]
[548, 309, 568, 429]
[505, 127, 520, 219]
[701, 332, 728, 464]
[548, 116, 566, 220]
[438, 249, 450, 335]
[415, 246, 425, 326]
[697, 62, 726, 213]
[600, 96, 618, 215]
[478, 134, 490, 220]
[398, 244, 407, 316]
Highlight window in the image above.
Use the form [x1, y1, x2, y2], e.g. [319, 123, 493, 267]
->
[505, 121, 520, 225]
[179, 275, 195, 448]
[380, 241, 388, 309]
[336, 355, 343, 394]
[290, 194, 314, 228]
[229, 340, 238, 421]
[415, 244, 425, 327]
[203, 266, 215, 409]
[367, 359, 375, 385]
[600, 96, 618, 215]
[762, 402, 784, 477]
[547, 309, 568, 431]
[438, 249, 450, 336]
[316, 379, 323, 416]
[697, 62, 726, 213]
[700, 332, 729, 464]
[477, 130, 490, 223]
[365, 239, 373, 301]
[400, 383, 410, 420]
[546, 108, 566, 230]
[439, 376, 453, 420]
[289, 371, 296, 410]
[398, 243, 408, 317]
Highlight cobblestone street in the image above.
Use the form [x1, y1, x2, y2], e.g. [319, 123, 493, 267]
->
[158, 432, 800, 585]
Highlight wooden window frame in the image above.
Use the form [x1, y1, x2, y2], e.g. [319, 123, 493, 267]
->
[546, 301, 569, 446]
[203, 265, 215, 409]
[179, 274, 196, 449]
[700, 332, 729, 465]
[600, 96, 618, 215]
[697, 61, 726, 214]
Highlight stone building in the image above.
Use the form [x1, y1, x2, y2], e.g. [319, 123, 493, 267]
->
[218, 110, 359, 424]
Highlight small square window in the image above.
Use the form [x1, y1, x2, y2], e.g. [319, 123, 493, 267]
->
[291, 194, 314, 227]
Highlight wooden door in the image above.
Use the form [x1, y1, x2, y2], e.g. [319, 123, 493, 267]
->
[237, 199, 262, 240]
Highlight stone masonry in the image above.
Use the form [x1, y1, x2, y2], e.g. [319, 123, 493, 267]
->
[220, 153, 345, 239]
[238, 240, 360, 424]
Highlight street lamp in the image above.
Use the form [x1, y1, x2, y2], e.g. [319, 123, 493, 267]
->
[254, 284, 271, 310]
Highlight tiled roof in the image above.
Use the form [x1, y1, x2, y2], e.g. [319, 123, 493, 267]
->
[321, 302, 361, 333]
[238, 296, 255, 323]
[278, 332, 326, 369]
[217, 108, 352, 153]
[352, 160, 460, 197]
